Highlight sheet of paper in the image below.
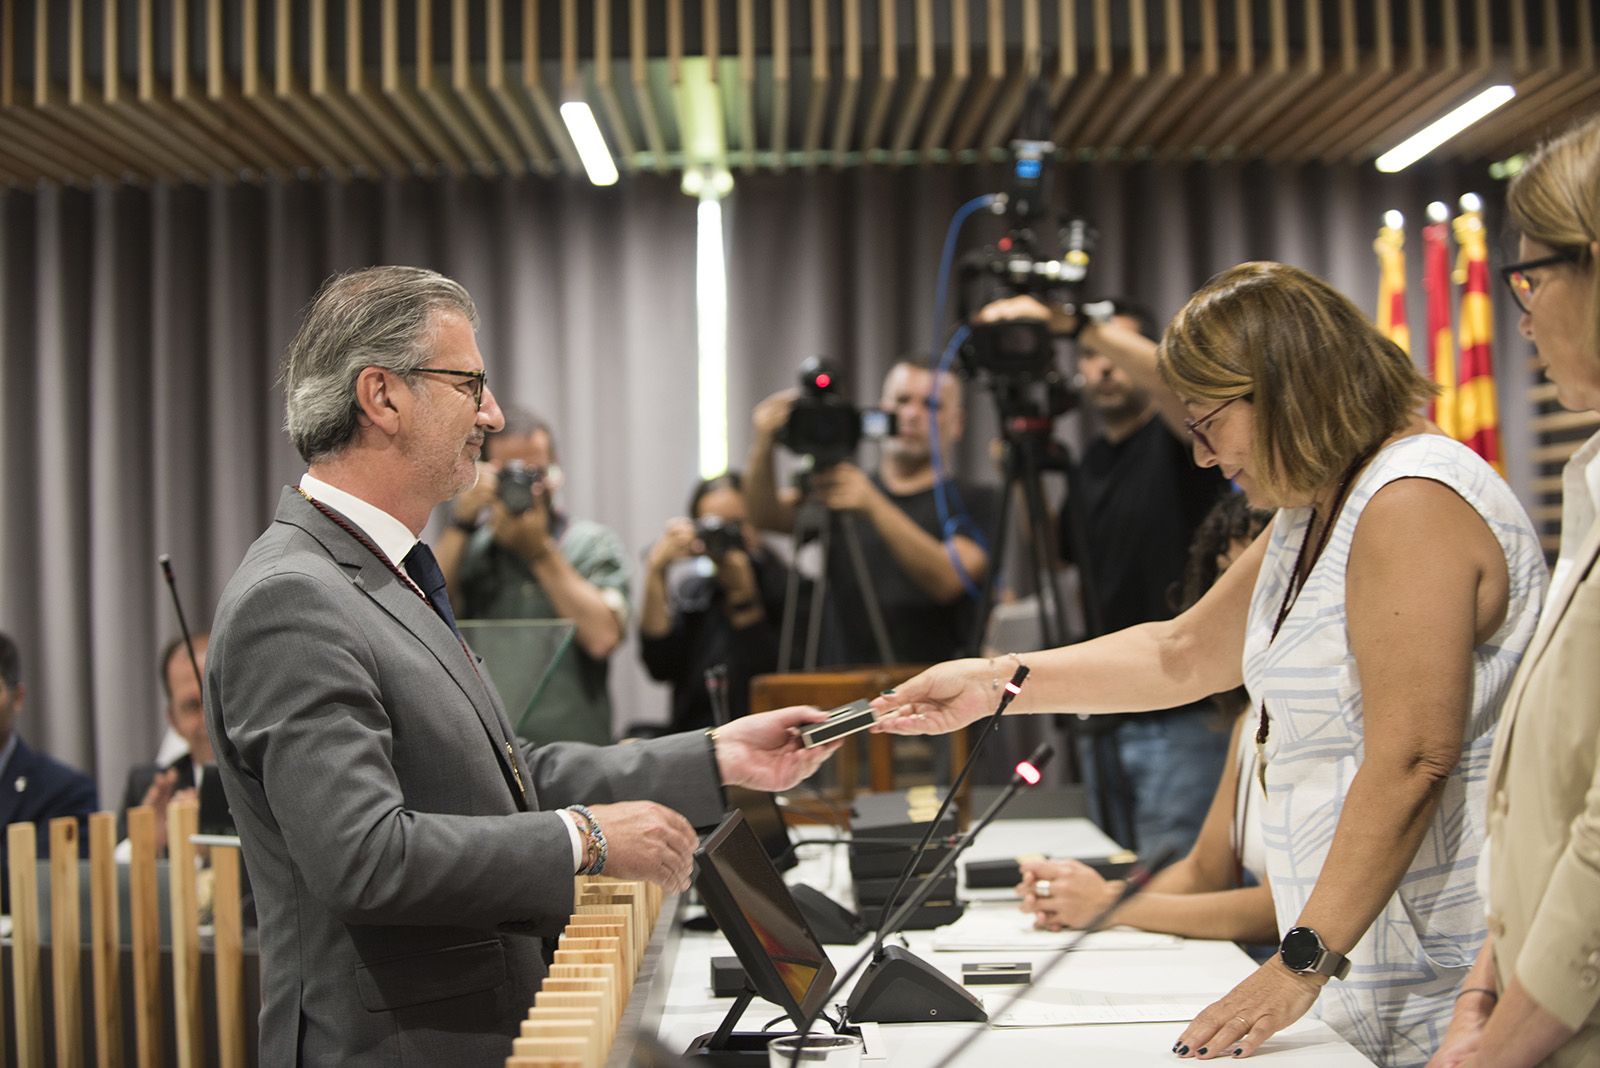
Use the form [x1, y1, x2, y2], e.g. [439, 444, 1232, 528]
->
[929, 908, 1181, 952]
[986, 988, 1213, 1027]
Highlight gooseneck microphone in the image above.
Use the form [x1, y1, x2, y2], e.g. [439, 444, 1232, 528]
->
[926, 846, 1180, 1068]
[842, 743, 1055, 1025]
[159, 554, 205, 694]
[867, 663, 1030, 955]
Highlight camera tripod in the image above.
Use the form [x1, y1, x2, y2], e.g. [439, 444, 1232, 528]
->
[777, 494, 898, 672]
[966, 379, 1100, 656]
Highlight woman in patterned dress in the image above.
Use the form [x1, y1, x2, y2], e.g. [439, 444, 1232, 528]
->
[871, 263, 1546, 1067]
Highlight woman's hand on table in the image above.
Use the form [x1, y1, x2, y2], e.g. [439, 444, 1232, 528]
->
[1172, 956, 1324, 1059]
[1016, 857, 1124, 930]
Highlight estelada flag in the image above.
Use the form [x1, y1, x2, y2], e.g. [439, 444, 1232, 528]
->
[1374, 220, 1411, 354]
[1423, 219, 1459, 438]
[1452, 205, 1503, 475]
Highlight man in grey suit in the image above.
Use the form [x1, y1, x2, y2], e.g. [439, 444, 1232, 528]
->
[206, 266, 837, 1066]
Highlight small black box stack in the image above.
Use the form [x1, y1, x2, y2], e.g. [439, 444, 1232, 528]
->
[849, 788, 965, 931]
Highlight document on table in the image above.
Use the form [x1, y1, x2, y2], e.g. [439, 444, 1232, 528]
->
[930, 908, 1181, 952]
[987, 988, 1213, 1027]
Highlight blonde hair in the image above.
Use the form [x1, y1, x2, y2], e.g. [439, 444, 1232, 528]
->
[1507, 112, 1600, 358]
[1158, 262, 1435, 498]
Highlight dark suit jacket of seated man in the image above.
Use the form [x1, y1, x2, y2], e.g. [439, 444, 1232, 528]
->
[206, 266, 834, 1068]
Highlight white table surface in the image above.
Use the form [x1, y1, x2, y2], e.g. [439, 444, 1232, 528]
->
[650, 818, 1374, 1066]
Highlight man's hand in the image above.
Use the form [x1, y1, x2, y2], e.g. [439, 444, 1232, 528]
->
[584, 800, 700, 892]
[490, 496, 556, 566]
[974, 293, 1076, 336]
[713, 706, 839, 791]
[807, 463, 882, 513]
[451, 463, 500, 526]
[752, 388, 798, 444]
[139, 768, 194, 852]
[647, 518, 698, 575]
[1017, 857, 1123, 930]
[1172, 956, 1324, 1059]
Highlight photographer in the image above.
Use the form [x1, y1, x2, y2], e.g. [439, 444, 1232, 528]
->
[976, 294, 1231, 862]
[437, 406, 629, 746]
[637, 472, 787, 734]
[746, 357, 1000, 666]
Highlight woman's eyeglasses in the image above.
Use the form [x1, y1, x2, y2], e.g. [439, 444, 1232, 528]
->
[1185, 395, 1245, 454]
[1499, 250, 1582, 314]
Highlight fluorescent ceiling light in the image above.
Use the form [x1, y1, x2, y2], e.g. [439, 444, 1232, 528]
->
[696, 195, 729, 479]
[1375, 85, 1515, 173]
[560, 101, 619, 187]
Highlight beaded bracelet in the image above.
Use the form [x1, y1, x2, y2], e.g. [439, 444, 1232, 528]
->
[566, 804, 609, 876]
[989, 651, 1024, 692]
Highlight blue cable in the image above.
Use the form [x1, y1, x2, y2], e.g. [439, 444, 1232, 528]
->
[922, 193, 1001, 601]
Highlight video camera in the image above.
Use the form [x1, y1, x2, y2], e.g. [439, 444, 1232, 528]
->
[496, 461, 547, 516]
[778, 358, 897, 468]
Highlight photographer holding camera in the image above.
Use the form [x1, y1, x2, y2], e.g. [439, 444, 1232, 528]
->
[637, 472, 788, 734]
[437, 406, 629, 746]
[746, 357, 1000, 667]
[975, 293, 1231, 863]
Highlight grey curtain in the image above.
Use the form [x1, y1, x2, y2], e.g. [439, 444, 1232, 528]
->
[1, 158, 1533, 804]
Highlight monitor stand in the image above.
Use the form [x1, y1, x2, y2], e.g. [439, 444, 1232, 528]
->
[683, 985, 796, 1067]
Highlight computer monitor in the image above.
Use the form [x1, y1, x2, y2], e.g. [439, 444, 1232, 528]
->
[725, 785, 797, 872]
[693, 810, 834, 1028]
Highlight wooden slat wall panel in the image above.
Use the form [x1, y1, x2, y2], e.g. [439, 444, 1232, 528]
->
[1, 0, 1595, 187]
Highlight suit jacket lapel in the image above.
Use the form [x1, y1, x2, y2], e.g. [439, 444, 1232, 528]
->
[1490, 517, 1600, 788]
[0, 739, 31, 828]
[273, 488, 529, 808]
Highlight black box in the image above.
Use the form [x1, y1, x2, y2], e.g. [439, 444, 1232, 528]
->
[853, 873, 957, 908]
[858, 900, 965, 931]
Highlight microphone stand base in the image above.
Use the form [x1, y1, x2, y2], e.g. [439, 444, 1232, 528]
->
[843, 944, 988, 1024]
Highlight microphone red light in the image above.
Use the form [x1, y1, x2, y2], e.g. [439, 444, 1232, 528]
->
[815, 373, 832, 389]
[1015, 761, 1041, 785]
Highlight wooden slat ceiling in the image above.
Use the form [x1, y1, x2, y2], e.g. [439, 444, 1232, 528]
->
[1, 0, 1596, 189]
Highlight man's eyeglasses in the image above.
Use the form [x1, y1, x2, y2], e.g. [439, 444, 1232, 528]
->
[1184, 395, 1245, 454]
[1500, 250, 1582, 314]
[411, 367, 488, 408]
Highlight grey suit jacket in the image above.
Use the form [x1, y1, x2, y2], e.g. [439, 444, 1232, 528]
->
[206, 488, 725, 1067]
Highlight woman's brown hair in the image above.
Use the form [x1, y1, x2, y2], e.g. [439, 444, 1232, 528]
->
[1158, 262, 1435, 498]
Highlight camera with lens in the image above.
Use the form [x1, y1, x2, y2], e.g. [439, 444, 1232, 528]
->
[959, 318, 1057, 380]
[777, 358, 897, 468]
[694, 516, 744, 560]
[497, 460, 546, 517]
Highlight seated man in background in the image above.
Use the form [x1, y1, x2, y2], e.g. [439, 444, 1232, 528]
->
[437, 407, 630, 745]
[746, 356, 1000, 666]
[118, 632, 233, 851]
[638, 472, 789, 734]
[0, 630, 98, 911]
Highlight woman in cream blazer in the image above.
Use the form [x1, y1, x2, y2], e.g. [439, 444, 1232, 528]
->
[1429, 113, 1600, 1068]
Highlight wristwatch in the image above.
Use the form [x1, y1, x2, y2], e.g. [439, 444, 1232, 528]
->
[1279, 926, 1351, 980]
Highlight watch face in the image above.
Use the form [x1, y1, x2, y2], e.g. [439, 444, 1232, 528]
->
[1280, 926, 1321, 971]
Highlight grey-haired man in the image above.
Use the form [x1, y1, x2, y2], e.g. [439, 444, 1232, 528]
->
[206, 266, 836, 1067]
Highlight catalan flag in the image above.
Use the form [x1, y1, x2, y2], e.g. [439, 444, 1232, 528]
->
[1374, 215, 1411, 354]
[1422, 213, 1459, 438]
[1453, 200, 1503, 474]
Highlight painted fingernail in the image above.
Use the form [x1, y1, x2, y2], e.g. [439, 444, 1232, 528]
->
[1197, 1049, 1208, 1057]
[880, 688, 896, 696]
[1177, 1046, 1189, 1056]
[1233, 1049, 1243, 1058]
